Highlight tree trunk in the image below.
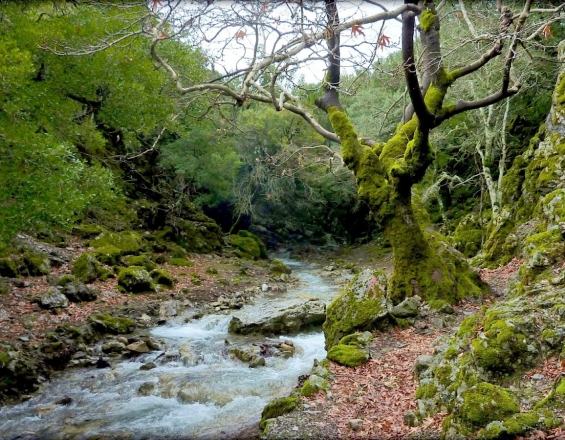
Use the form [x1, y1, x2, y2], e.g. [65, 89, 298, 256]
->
[382, 190, 483, 306]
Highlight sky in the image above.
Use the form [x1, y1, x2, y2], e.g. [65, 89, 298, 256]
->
[181, 1, 404, 84]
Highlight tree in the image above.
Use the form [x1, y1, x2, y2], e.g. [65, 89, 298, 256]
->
[59, 0, 563, 304]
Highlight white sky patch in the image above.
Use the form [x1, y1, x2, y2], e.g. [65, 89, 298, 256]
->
[165, 1, 404, 84]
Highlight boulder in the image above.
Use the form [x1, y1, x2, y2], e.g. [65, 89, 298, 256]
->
[228, 298, 326, 335]
[89, 313, 135, 334]
[59, 281, 98, 302]
[390, 295, 421, 318]
[327, 331, 373, 367]
[323, 269, 388, 349]
[117, 266, 155, 293]
[38, 288, 69, 309]
[126, 341, 150, 354]
[71, 253, 110, 284]
[101, 340, 126, 354]
[150, 268, 175, 287]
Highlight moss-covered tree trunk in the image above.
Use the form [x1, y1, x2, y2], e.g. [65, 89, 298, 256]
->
[317, 1, 488, 306]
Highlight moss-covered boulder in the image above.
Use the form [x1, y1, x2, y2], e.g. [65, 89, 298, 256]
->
[300, 374, 329, 397]
[451, 214, 484, 258]
[327, 331, 372, 367]
[270, 259, 292, 275]
[169, 257, 193, 267]
[227, 230, 267, 260]
[89, 313, 135, 334]
[0, 344, 43, 400]
[458, 383, 519, 427]
[121, 254, 156, 271]
[117, 266, 155, 293]
[175, 219, 223, 253]
[323, 269, 387, 349]
[0, 257, 19, 277]
[415, 283, 564, 438]
[72, 223, 105, 238]
[90, 231, 144, 260]
[21, 251, 50, 276]
[260, 396, 299, 430]
[71, 253, 110, 283]
[150, 268, 174, 287]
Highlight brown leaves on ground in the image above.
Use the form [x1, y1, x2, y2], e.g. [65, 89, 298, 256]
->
[307, 322, 455, 439]
[0, 248, 268, 348]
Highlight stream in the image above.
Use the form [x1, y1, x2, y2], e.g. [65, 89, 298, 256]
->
[0, 258, 339, 440]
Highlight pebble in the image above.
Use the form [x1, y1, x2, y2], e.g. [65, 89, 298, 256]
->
[261, 283, 270, 292]
[531, 373, 545, 381]
[348, 419, 363, 431]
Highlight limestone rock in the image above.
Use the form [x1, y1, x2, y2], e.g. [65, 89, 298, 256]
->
[126, 341, 150, 354]
[228, 298, 325, 335]
[38, 288, 69, 309]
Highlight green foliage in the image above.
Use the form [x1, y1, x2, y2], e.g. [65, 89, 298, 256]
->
[0, 1, 209, 243]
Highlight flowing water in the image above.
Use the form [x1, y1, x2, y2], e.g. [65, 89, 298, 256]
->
[0, 258, 338, 440]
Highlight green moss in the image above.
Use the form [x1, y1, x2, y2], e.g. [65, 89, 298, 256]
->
[300, 375, 329, 397]
[416, 383, 437, 399]
[150, 268, 174, 287]
[270, 259, 291, 275]
[71, 253, 110, 283]
[89, 313, 135, 334]
[470, 319, 528, 373]
[90, 231, 143, 256]
[327, 343, 369, 367]
[458, 383, 519, 427]
[72, 223, 104, 238]
[169, 257, 193, 267]
[121, 254, 156, 271]
[419, 9, 436, 32]
[0, 278, 9, 295]
[323, 271, 387, 348]
[93, 245, 122, 266]
[56, 274, 77, 286]
[228, 231, 267, 260]
[22, 251, 50, 276]
[0, 257, 18, 277]
[117, 266, 155, 293]
[260, 396, 299, 430]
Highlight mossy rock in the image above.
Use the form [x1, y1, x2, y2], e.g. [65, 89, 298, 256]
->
[72, 223, 105, 239]
[260, 396, 299, 430]
[300, 374, 329, 397]
[323, 269, 387, 349]
[0, 343, 43, 399]
[93, 245, 122, 266]
[470, 318, 529, 373]
[56, 274, 77, 286]
[169, 257, 193, 267]
[175, 219, 223, 253]
[121, 254, 156, 271]
[150, 268, 174, 287]
[457, 383, 519, 427]
[479, 409, 561, 439]
[0, 257, 19, 277]
[228, 231, 267, 260]
[117, 266, 155, 293]
[0, 278, 10, 295]
[89, 313, 135, 334]
[21, 251, 50, 276]
[327, 343, 369, 367]
[238, 230, 267, 258]
[90, 231, 144, 256]
[270, 259, 292, 275]
[71, 253, 110, 284]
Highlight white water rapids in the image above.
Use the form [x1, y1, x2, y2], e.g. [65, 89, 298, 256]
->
[0, 258, 339, 439]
